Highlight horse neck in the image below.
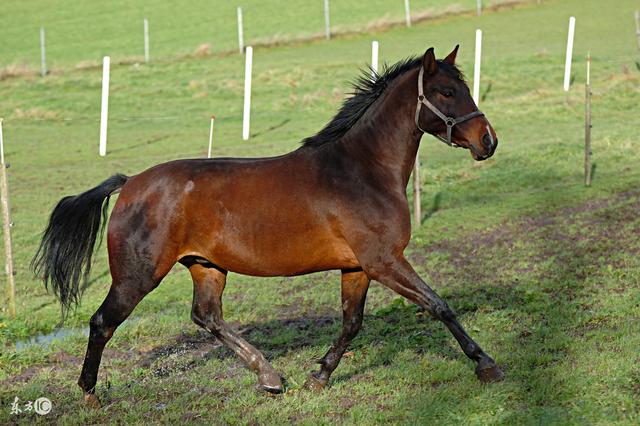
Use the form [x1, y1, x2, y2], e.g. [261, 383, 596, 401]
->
[339, 68, 422, 189]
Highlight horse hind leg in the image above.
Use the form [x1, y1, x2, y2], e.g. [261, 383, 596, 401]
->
[187, 261, 284, 393]
[305, 269, 370, 390]
[78, 279, 158, 408]
[78, 249, 174, 408]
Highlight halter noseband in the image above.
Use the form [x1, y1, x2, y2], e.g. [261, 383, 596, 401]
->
[414, 65, 485, 147]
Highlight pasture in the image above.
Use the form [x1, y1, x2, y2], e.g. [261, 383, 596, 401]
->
[1, 0, 639, 423]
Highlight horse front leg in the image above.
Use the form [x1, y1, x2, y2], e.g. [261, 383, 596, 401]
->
[366, 256, 504, 383]
[188, 263, 284, 393]
[304, 269, 370, 390]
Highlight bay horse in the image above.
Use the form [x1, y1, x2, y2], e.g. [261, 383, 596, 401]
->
[32, 46, 502, 407]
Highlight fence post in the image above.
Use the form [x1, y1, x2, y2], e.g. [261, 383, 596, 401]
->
[404, 0, 412, 28]
[473, 29, 482, 105]
[40, 27, 47, 77]
[237, 7, 244, 54]
[242, 46, 253, 141]
[635, 11, 640, 51]
[564, 16, 576, 92]
[323, 0, 331, 40]
[99, 56, 110, 156]
[584, 53, 592, 186]
[413, 156, 421, 227]
[371, 41, 379, 78]
[144, 18, 150, 63]
[476, 0, 482, 16]
[208, 116, 215, 158]
[0, 118, 16, 318]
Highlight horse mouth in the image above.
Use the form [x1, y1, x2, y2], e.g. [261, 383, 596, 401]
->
[469, 139, 497, 161]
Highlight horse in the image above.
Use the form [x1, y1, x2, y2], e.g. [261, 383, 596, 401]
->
[32, 46, 502, 408]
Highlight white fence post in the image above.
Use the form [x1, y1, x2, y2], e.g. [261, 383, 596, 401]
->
[40, 27, 47, 77]
[208, 116, 215, 158]
[0, 118, 16, 318]
[404, 0, 412, 28]
[324, 0, 331, 40]
[635, 11, 640, 51]
[242, 46, 253, 141]
[563, 16, 576, 92]
[476, 0, 482, 16]
[237, 7, 244, 54]
[99, 56, 110, 156]
[473, 29, 482, 105]
[371, 41, 379, 78]
[144, 18, 150, 62]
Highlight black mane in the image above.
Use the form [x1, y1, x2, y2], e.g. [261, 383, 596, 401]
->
[302, 56, 464, 147]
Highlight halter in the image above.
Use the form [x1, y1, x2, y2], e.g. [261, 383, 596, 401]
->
[414, 65, 485, 147]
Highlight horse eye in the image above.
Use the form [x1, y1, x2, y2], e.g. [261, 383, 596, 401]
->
[440, 90, 454, 98]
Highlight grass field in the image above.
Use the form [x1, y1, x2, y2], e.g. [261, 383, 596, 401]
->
[0, 0, 518, 69]
[1, 0, 640, 424]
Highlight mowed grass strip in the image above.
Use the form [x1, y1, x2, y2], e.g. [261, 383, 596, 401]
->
[0, 0, 639, 423]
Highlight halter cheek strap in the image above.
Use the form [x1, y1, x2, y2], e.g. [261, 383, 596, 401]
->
[415, 66, 485, 147]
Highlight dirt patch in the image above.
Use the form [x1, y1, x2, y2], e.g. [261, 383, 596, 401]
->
[1, 366, 42, 387]
[411, 189, 640, 288]
[48, 351, 82, 366]
[0, 64, 37, 80]
[140, 331, 220, 367]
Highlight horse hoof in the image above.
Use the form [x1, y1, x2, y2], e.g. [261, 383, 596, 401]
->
[475, 358, 505, 383]
[303, 373, 327, 392]
[84, 393, 102, 409]
[257, 383, 285, 394]
[257, 372, 284, 394]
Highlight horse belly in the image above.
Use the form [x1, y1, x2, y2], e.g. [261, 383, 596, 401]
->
[208, 227, 359, 276]
[185, 204, 357, 276]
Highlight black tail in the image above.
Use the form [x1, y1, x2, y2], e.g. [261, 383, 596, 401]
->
[31, 174, 129, 318]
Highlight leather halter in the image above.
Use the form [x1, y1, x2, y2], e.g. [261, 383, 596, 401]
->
[414, 65, 485, 147]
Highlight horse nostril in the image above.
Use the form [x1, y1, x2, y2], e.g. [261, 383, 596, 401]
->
[482, 133, 495, 150]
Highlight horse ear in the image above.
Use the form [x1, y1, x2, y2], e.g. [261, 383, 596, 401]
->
[422, 48, 438, 75]
[444, 44, 459, 65]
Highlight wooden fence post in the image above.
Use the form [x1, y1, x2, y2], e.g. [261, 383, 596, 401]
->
[413, 156, 421, 227]
[0, 118, 16, 317]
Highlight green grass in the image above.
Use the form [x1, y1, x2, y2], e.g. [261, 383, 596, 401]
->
[1, 0, 640, 424]
[0, 0, 515, 69]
